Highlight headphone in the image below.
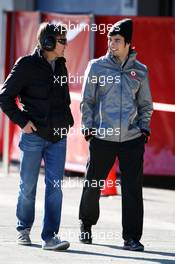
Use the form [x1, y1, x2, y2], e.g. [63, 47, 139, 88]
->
[41, 24, 57, 51]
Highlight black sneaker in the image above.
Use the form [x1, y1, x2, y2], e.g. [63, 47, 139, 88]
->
[123, 239, 144, 251]
[79, 221, 92, 244]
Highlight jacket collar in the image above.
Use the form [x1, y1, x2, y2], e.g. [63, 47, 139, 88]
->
[106, 49, 137, 70]
[32, 47, 66, 64]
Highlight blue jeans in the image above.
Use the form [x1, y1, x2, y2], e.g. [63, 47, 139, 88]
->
[16, 132, 67, 241]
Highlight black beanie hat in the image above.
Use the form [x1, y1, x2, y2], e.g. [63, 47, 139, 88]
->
[108, 18, 133, 44]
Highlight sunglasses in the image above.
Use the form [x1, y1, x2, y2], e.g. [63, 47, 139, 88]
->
[56, 38, 67, 45]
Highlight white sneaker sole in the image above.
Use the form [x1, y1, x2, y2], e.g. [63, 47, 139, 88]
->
[42, 241, 70, 250]
[17, 240, 31, 246]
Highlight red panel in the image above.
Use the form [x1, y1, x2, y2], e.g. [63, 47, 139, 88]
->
[8, 12, 91, 170]
[41, 13, 91, 92]
[95, 16, 175, 175]
[0, 12, 15, 157]
[5, 12, 40, 161]
[41, 13, 92, 170]
[14, 11, 40, 59]
[3, 13, 175, 175]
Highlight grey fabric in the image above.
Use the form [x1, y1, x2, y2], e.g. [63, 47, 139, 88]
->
[81, 50, 153, 142]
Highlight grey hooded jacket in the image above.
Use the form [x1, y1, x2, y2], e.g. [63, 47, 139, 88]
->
[81, 50, 153, 142]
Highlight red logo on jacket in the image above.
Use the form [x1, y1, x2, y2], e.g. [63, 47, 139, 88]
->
[129, 70, 139, 80]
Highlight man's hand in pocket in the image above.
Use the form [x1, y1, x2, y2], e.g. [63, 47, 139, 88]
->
[23, 121, 37, 134]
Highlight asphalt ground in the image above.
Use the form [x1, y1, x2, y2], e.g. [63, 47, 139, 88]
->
[0, 164, 175, 264]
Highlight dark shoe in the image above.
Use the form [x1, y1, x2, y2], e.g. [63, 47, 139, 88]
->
[79, 221, 92, 244]
[42, 236, 70, 250]
[17, 228, 31, 246]
[123, 239, 144, 251]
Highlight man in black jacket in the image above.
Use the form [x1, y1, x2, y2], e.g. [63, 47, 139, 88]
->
[0, 22, 74, 250]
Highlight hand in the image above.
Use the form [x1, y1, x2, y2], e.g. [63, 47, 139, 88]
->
[85, 133, 93, 141]
[23, 121, 37, 134]
[141, 129, 150, 143]
[141, 132, 150, 143]
[82, 128, 93, 141]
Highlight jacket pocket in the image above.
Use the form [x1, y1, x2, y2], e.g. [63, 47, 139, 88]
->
[128, 107, 139, 130]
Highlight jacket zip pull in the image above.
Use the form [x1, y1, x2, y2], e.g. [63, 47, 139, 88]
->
[119, 69, 123, 142]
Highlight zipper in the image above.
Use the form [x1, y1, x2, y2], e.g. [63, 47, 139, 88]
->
[99, 101, 102, 129]
[119, 69, 123, 142]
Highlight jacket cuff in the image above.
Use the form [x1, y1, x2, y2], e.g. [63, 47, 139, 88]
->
[139, 121, 150, 133]
[140, 128, 150, 137]
[16, 113, 29, 128]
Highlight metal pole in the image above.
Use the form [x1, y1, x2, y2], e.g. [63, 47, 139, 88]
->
[2, 116, 9, 176]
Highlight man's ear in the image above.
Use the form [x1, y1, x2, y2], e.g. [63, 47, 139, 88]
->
[125, 42, 130, 53]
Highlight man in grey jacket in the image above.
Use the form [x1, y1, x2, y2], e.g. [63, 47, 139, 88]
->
[79, 18, 153, 251]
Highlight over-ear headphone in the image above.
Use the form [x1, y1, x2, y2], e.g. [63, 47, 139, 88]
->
[41, 24, 57, 51]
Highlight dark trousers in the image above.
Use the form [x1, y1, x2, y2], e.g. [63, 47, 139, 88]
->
[79, 136, 145, 241]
